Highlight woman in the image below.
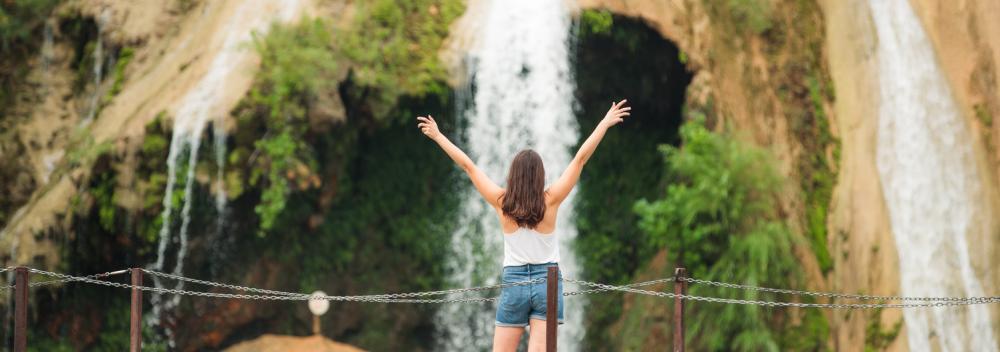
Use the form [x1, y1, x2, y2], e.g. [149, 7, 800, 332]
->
[417, 99, 631, 351]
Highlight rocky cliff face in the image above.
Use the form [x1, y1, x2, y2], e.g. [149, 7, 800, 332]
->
[0, 0, 316, 267]
[577, 0, 1000, 350]
[911, 0, 1000, 308]
[3, 0, 998, 350]
[821, 0, 906, 349]
[911, 0, 1000, 343]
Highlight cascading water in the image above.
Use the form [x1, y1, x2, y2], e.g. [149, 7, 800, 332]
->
[870, 0, 999, 350]
[40, 20, 55, 82]
[82, 18, 104, 124]
[437, 0, 585, 350]
[149, 0, 303, 343]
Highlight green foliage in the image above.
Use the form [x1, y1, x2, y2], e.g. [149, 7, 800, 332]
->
[105, 46, 134, 100]
[865, 308, 903, 351]
[571, 14, 691, 346]
[976, 103, 993, 127]
[90, 170, 117, 232]
[246, 18, 338, 234]
[29, 301, 168, 351]
[634, 117, 814, 351]
[0, 0, 60, 111]
[725, 0, 773, 34]
[88, 303, 168, 351]
[579, 9, 613, 36]
[245, 0, 464, 235]
[339, 0, 463, 121]
[800, 75, 837, 273]
[251, 18, 339, 112]
[702, 0, 773, 36]
[251, 130, 300, 233]
[65, 129, 113, 168]
[0, 0, 59, 51]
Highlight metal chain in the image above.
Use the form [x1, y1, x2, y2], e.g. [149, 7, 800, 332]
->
[565, 278, 1000, 309]
[563, 277, 675, 296]
[28, 269, 129, 289]
[142, 269, 544, 300]
[28, 269, 534, 304]
[19, 267, 1000, 308]
[142, 269, 309, 298]
[683, 277, 1000, 303]
[0, 268, 127, 291]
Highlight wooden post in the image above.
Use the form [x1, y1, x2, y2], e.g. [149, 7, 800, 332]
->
[546, 266, 558, 352]
[130, 269, 143, 352]
[673, 268, 687, 352]
[13, 267, 28, 352]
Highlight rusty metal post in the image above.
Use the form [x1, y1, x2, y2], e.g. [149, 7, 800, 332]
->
[546, 266, 558, 352]
[14, 267, 28, 352]
[130, 269, 143, 352]
[673, 268, 687, 352]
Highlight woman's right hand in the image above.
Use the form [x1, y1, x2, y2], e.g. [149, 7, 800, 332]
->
[417, 115, 442, 141]
[599, 99, 631, 129]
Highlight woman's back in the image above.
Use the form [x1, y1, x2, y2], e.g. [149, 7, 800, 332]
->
[497, 192, 560, 234]
[501, 226, 560, 267]
[416, 99, 631, 351]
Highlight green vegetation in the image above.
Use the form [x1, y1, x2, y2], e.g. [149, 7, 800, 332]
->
[26, 0, 470, 348]
[245, 0, 464, 235]
[634, 117, 822, 351]
[0, 0, 59, 48]
[802, 75, 836, 273]
[975, 103, 993, 127]
[571, 13, 692, 346]
[717, 0, 840, 274]
[338, 0, 463, 121]
[65, 129, 113, 168]
[705, 0, 773, 35]
[106, 46, 134, 100]
[245, 18, 337, 234]
[865, 308, 903, 351]
[579, 9, 613, 36]
[0, 0, 60, 111]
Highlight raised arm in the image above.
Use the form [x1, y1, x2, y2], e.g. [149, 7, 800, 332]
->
[418, 115, 504, 208]
[547, 99, 631, 205]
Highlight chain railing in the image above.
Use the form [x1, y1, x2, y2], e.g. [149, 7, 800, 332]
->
[4, 267, 1000, 308]
[563, 278, 1000, 309]
[681, 277, 992, 303]
[25, 268, 542, 304]
[8, 265, 1000, 352]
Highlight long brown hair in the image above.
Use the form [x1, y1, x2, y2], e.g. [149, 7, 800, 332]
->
[500, 149, 546, 228]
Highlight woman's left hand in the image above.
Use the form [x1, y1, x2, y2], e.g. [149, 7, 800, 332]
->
[417, 115, 442, 140]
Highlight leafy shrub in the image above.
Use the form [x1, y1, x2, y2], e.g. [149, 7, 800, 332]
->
[580, 9, 613, 36]
[244, 0, 464, 235]
[245, 19, 338, 234]
[725, 0, 773, 34]
[635, 116, 813, 351]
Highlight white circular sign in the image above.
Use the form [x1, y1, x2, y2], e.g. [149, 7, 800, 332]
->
[308, 290, 330, 316]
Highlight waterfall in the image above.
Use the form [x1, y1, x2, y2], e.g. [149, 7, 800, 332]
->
[436, 0, 585, 350]
[82, 19, 104, 124]
[870, 0, 999, 350]
[40, 20, 55, 82]
[148, 0, 304, 343]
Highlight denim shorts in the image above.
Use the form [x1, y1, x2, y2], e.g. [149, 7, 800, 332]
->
[495, 262, 564, 327]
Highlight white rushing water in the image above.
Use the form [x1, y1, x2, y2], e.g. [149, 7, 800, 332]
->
[870, 0, 999, 350]
[82, 18, 104, 124]
[40, 20, 55, 82]
[437, 0, 585, 350]
[149, 0, 303, 341]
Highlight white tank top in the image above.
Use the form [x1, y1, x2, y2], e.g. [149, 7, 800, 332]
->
[502, 227, 560, 267]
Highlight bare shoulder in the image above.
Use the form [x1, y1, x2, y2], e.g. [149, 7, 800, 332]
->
[543, 190, 561, 207]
